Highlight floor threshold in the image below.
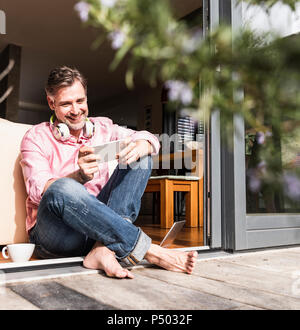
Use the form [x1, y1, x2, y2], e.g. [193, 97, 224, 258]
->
[0, 246, 211, 271]
[0, 246, 229, 285]
[0, 256, 84, 270]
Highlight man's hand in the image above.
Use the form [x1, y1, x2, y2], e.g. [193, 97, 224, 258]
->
[117, 137, 153, 165]
[42, 146, 99, 194]
[77, 146, 100, 183]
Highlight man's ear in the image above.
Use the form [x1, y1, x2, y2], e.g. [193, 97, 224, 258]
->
[47, 95, 55, 110]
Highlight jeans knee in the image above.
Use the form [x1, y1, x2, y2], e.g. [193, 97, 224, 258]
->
[44, 177, 84, 201]
[130, 155, 153, 172]
[142, 155, 153, 170]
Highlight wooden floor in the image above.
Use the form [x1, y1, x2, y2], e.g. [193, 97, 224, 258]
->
[2, 246, 300, 310]
[139, 224, 204, 248]
[136, 215, 204, 248]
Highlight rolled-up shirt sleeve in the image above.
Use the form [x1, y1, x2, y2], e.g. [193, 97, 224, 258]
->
[110, 122, 160, 155]
[20, 131, 57, 205]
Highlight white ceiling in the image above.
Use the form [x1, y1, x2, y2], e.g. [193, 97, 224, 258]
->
[0, 0, 202, 107]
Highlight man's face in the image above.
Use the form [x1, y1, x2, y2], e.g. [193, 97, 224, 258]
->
[48, 79, 88, 133]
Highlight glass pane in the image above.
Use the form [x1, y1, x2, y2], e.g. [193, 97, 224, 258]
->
[245, 121, 300, 214]
[243, 2, 300, 38]
[137, 2, 206, 248]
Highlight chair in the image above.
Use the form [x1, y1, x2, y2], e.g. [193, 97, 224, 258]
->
[145, 175, 203, 229]
[0, 119, 32, 244]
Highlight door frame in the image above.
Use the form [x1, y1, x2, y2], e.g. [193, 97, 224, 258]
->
[210, 0, 300, 251]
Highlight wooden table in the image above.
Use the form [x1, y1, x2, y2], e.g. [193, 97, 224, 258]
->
[152, 149, 203, 177]
[146, 149, 204, 229]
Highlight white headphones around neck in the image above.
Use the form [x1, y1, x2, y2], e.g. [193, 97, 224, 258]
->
[50, 115, 95, 142]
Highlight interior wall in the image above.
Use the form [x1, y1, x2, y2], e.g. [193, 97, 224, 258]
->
[91, 84, 163, 134]
[18, 102, 51, 125]
[137, 84, 163, 134]
[17, 84, 164, 136]
[18, 108, 50, 125]
[90, 90, 139, 129]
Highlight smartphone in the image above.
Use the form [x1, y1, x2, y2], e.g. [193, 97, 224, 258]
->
[93, 139, 125, 163]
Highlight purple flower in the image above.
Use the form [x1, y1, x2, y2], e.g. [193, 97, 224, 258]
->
[108, 30, 126, 49]
[165, 80, 193, 105]
[257, 160, 267, 175]
[247, 168, 261, 192]
[257, 131, 272, 145]
[283, 173, 300, 201]
[182, 29, 203, 54]
[257, 132, 265, 144]
[74, 1, 90, 22]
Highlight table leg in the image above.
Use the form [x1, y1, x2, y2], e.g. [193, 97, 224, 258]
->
[160, 179, 174, 228]
[185, 181, 199, 227]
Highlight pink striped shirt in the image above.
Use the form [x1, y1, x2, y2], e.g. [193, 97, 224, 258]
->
[20, 117, 160, 233]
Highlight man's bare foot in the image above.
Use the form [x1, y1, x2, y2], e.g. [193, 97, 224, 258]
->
[83, 242, 134, 279]
[144, 244, 197, 274]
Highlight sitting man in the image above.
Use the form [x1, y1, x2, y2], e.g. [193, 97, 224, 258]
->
[20, 66, 197, 279]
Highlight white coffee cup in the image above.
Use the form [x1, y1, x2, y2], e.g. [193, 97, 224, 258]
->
[2, 243, 35, 263]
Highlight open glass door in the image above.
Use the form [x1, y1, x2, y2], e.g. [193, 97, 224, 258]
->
[220, 0, 300, 251]
[137, 1, 211, 250]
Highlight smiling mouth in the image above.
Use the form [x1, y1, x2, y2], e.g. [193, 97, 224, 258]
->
[68, 116, 81, 122]
[64, 112, 87, 131]
[66, 113, 84, 122]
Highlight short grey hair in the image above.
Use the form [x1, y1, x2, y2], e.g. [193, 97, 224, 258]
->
[45, 66, 87, 96]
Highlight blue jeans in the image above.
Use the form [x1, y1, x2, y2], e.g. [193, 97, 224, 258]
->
[29, 156, 153, 266]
